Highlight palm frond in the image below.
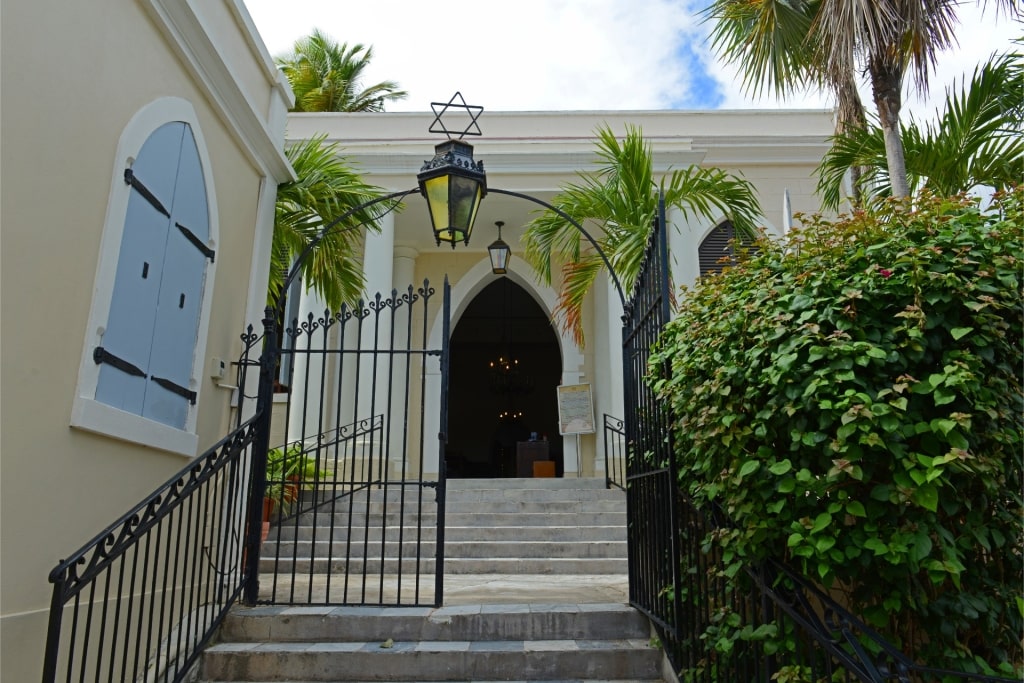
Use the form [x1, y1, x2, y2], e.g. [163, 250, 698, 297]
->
[817, 50, 1024, 208]
[523, 124, 762, 347]
[270, 135, 390, 310]
[702, 0, 820, 97]
[275, 28, 406, 112]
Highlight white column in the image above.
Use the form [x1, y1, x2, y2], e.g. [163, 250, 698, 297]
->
[604, 274, 625, 421]
[358, 214, 396, 421]
[355, 215, 395, 476]
[668, 206, 709, 300]
[287, 286, 329, 444]
[389, 246, 418, 475]
[238, 177, 279, 422]
[593, 272, 626, 476]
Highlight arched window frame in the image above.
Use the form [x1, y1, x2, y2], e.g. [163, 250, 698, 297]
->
[71, 97, 218, 457]
[698, 220, 752, 277]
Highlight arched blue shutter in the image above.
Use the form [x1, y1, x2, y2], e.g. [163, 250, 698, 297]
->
[95, 122, 213, 428]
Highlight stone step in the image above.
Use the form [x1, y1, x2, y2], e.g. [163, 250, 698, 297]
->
[279, 511, 627, 527]
[264, 540, 626, 560]
[202, 606, 659, 679]
[220, 603, 649, 642]
[447, 489, 626, 503]
[298, 477, 610, 495]
[273, 524, 627, 543]
[326, 485, 622, 504]
[202, 638, 660, 681]
[291, 478, 612, 505]
[447, 477, 610, 490]
[258, 557, 629, 575]
[296, 499, 625, 514]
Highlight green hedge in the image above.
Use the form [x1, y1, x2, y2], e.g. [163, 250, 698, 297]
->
[650, 189, 1023, 675]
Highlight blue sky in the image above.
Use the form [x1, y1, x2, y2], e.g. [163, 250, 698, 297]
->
[243, 0, 1019, 121]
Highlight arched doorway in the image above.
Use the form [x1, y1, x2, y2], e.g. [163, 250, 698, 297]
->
[446, 277, 562, 478]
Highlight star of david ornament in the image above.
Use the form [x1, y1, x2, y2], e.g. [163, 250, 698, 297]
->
[428, 92, 484, 139]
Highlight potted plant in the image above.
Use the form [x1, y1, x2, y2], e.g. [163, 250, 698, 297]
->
[263, 441, 330, 523]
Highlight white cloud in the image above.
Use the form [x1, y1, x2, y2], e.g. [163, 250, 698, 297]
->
[243, 0, 1020, 122]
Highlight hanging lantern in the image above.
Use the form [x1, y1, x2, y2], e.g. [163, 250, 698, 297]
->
[417, 140, 487, 247]
[488, 221, 511, 274]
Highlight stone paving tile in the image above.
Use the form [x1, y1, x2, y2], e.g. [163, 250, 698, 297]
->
[479, 603, 531, 614]
[233, 605, 286, 616]
[254, 641, 311, 651]
[433, 604, 482, 616]
[468, 640, 524, 652]
[529, 603, 579, 613]
[415, 640, 471, 652]
[362, 640, 417, 652]
[209, 641, 260, 651]
[314, 641, 368, 652]
[280, 605, 336, 615]
[524, 639, 578, 651]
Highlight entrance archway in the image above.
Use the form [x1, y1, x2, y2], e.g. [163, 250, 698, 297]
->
[446, 277, 561, 478]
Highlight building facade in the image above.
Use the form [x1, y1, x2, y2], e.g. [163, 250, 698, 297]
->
[280, 109, 836, 481]
[1, 3, 835, 676]
[0, 1, 293, 680]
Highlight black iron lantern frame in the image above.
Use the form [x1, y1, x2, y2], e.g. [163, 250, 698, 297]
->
[417, 140, 487, 248]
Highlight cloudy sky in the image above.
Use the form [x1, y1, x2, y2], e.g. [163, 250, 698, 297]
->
[243, 0, 1020, 123]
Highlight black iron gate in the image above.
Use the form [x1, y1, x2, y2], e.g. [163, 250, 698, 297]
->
[241, 278, 450, 607]
[621, 197, 684, 649]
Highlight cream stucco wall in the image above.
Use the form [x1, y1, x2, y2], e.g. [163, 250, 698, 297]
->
[0, 1, 292, 680]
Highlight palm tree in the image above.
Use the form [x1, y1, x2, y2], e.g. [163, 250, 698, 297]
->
[702, 0, 1006, 201]
[816, 50, 1024, 209]
[276, 28, 407, 112]
[522, 125, 762, 347]
[270, 135, 389, 311]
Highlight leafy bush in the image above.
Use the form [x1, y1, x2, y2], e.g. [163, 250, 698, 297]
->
[649, 188, 1023, 674]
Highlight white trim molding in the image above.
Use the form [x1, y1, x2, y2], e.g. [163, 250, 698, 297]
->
[140, 0, 295, 181]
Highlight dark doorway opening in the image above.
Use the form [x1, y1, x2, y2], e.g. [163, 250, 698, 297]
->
[446, 278, 562, 478]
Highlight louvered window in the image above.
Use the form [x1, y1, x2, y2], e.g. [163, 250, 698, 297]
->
[698, 221, 754, 277]
[93, 122, 214, 428]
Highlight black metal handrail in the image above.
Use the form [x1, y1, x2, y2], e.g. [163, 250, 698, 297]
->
[41, 416, 259, 683]
[602, 413, 626, 491]
[661, 486, 1020, 682]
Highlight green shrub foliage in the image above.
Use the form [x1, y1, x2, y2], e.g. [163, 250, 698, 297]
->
[650, 189, 1023, 674]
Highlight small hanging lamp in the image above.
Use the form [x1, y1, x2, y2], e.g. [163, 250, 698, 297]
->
[488, 221, 511, 275]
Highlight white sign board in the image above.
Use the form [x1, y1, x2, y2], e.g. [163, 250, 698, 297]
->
[557, 383, 595, 435]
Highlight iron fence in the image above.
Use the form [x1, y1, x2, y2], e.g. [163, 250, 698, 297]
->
[621, 196, 1017, 682]
[622, 196, 683, 652]
[41, 278, 451, 681]
[42, 416, 259, 683]
[241, 280, 449, 607]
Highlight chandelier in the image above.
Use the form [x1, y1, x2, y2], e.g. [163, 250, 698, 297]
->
[489, 355, 533, 395]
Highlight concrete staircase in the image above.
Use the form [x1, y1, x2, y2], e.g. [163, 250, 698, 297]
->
[257, 478, 627, 576]
[201, 478, 663, 682]
[444, 477, 628, 575]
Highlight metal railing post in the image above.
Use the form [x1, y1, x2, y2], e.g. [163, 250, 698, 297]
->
[242, 306, 276, 605]
[434, 277, 450, 607]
